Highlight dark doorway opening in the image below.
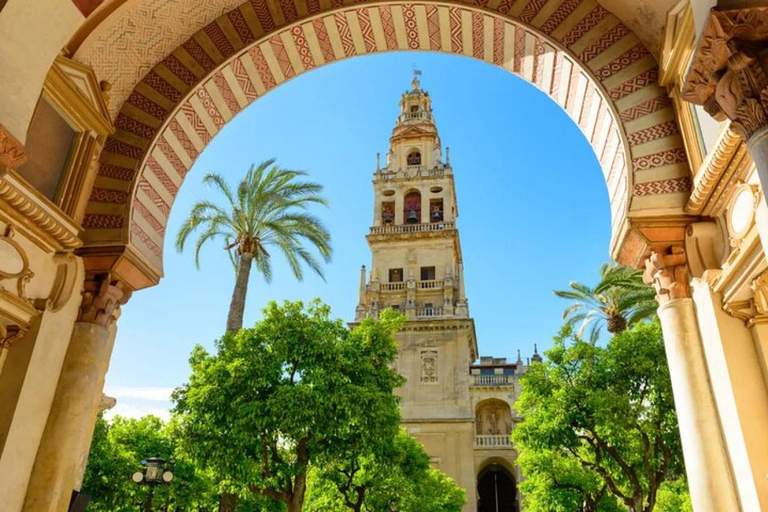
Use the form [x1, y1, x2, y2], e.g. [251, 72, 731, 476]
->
[477, 464, 517, 512]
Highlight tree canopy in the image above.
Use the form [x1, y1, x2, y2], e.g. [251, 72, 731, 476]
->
[513, 321, 686, 512]
[81, 414, 219, 511]
[304, 428, 465, 512]
[172, 301, 404, 512]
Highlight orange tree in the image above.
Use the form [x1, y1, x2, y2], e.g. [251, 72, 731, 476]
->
[513, 322, 687, 512]
[173, 301, 403, 512]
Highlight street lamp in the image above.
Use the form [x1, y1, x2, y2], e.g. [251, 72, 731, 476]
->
[131, 456, 174, 512]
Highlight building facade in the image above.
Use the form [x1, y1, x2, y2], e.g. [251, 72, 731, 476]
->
[3, 1, 768, 511]
[353, 77, 536, 511]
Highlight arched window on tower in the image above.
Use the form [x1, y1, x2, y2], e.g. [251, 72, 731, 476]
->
[407, 150, 421, 166]
[404, 190, 421, 224]
[430, 198, 443, 222]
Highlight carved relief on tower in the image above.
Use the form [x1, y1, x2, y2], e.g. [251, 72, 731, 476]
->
[475, 399, 512, 436]
[420, 349, 439, 384]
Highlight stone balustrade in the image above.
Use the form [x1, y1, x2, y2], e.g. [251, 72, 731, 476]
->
[475, 435, 512, 449]
[370, 221, 454, 235]
[472, 374, 513, 386]
[416, 306, 443, 317]
[380, 282, 406, 291]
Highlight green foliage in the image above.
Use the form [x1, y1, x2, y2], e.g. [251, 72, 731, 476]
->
[513, 322, 687, 512]
[554, 263, 657, 342]
[304, 429, 465, 512]
[81, 414, 219, 511]
[655, 479, 693, 512]
[175, 159, 332, 281]
[173, 300, 404, 510]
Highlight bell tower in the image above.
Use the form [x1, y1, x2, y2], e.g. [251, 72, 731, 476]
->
[354, 73, 478, 509]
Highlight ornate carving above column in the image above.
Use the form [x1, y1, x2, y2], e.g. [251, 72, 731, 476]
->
[682, 5, 768, 140]
[644, 245, 691, 305]
[78, 273, 132, 326]
[751, 272, 768, 324]
[0, 124, 27, 171]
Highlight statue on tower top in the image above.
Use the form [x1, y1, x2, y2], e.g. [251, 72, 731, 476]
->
[412, 69, 422, 90]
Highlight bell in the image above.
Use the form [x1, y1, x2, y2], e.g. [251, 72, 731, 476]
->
[432, 210, 442, 221]
[407, 210, 419, 223]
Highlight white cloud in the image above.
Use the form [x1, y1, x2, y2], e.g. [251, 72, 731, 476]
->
[104, 402, 171, 421]
[105, 386, 175, 402]
[101, 386, 174, 422]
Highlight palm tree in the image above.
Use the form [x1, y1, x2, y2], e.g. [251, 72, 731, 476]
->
[176, 158, 332, 334]
[553, 263, 657, 343]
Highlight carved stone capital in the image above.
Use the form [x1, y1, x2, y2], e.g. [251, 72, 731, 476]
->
[0, 124, 27, 171]
[78, 273, 132, 326]
[750, 272, 768, 325]
[683, 6, 768, 140]
[644, 245, 691, 305]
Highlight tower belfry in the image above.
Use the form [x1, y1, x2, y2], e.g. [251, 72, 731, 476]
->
[357, 74, 470, 322]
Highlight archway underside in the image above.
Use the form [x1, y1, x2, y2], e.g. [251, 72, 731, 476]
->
[75, 0, 691, 287]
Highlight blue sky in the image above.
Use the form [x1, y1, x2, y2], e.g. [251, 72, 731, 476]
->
[104, 51, 610, 419]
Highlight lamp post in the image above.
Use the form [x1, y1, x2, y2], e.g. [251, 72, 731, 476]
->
[131, 456, 174, 512]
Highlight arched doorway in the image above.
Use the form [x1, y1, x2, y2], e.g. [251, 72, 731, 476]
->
[477, 464, 518, 512]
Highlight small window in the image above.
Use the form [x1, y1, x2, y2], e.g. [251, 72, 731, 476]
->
[391, 304, 400, 310]
[389, 268, 403, 282]
[407, 151, 421, 166]
[410, 105, 419, 112]
[420, 266, 436, 281]
[424, 302, 434, 317]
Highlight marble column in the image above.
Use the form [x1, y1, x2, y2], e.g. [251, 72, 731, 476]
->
[22, 273, 130, 512]
[644, 247, 740, 512]
[692, 276, 768, 510]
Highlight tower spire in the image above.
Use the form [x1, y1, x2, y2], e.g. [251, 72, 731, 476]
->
[358, 265, 367, 305]
[532, 344, 542, 363]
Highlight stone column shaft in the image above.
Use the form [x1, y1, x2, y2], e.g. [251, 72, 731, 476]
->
[644, 248, 740, 511]
[22, 274, 130, 512]
[692, 278, 768, 510]
[656, 299, 740, 512]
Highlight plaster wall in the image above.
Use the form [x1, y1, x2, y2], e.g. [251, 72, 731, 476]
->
[396, 325, 474, 420]
[0, 0, 83, 142]
[404, 420, 477, 511]
[0, 258, 84, 512]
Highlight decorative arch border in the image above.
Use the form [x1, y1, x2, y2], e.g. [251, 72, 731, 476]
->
[80, 0, 691, 285]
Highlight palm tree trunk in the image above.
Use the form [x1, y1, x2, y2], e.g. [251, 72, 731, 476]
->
[225, 252, 254, 333]
[220, 252, 253, 511]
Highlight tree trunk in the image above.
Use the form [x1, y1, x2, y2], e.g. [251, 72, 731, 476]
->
[287, 470, 308, 512]
[220, 253, 253, 510]
[218, 493, 237, 512]
[225, 252, 254, 333]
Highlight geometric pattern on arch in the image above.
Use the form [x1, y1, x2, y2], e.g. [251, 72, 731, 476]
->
[80, 0, 691, 282]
